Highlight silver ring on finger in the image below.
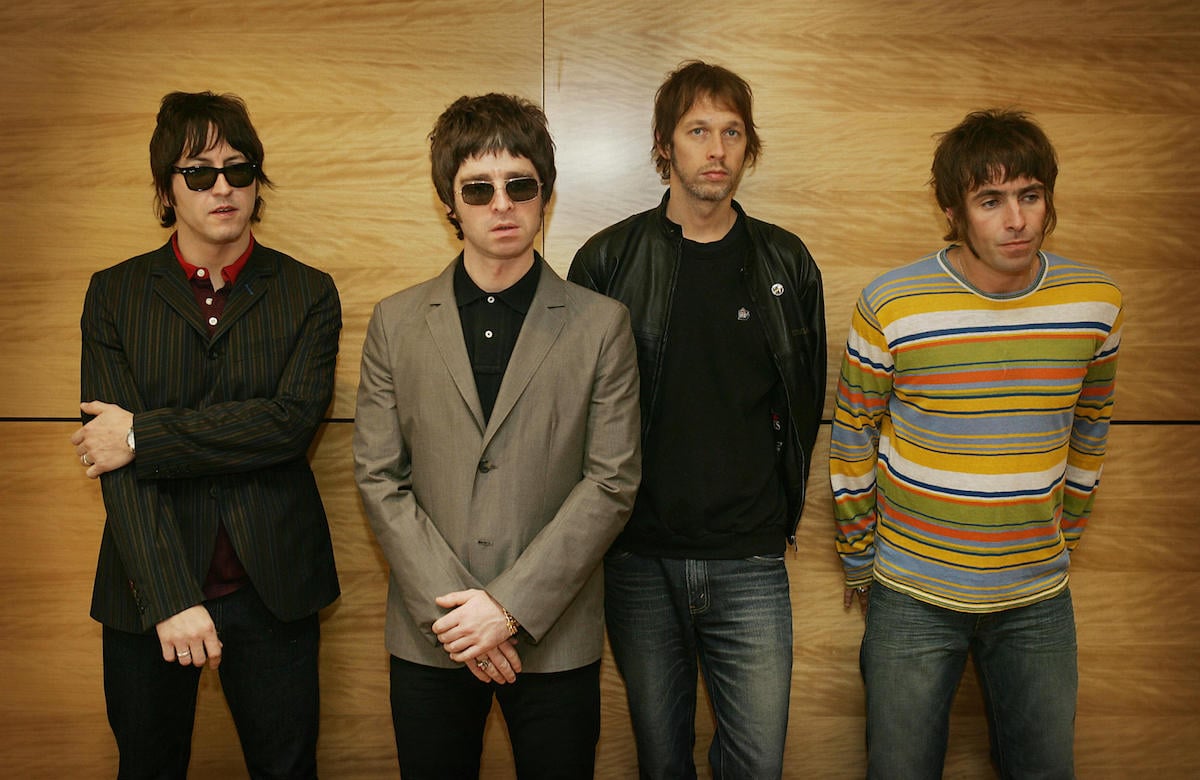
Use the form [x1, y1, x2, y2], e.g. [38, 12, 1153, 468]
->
[475, 658, 491, 670]
[81, 454, 92, 466]
[177, 649, 191, 658]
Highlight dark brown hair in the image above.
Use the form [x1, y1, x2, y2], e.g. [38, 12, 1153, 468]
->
[429, 93, 556, 239]
[931, 108, 1058, 242]
[652, 60, 762, 180]
[150, 91, 271, 228]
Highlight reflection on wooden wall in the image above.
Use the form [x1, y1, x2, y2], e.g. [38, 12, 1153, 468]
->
[1, 0, 1197, 777]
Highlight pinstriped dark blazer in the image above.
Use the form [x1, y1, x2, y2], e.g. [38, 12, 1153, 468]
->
[81, 238, 341, 633]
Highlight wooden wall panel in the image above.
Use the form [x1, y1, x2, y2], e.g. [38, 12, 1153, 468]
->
[0, 0, 544, 419]
[2, 0, 1198, 777]
[543, 0, 1200, 423]
[7, 425, 1196, 777]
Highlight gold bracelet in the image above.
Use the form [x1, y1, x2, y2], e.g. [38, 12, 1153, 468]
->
[502, 607, 519, 636]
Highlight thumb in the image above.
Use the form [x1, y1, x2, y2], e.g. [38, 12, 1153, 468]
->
[435, 591, 469, 608]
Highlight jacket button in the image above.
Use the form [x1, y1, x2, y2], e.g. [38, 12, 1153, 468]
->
[478, 459, 493, 473]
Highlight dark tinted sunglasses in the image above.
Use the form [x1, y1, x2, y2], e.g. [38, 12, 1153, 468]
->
[458, 177, 541, 207]
[172, 162, 259, 191]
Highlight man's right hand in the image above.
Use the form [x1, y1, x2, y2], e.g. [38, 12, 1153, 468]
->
[466, 638, 522, 684]
[156, 605, 222, 669]
[844, 585, 871, 616]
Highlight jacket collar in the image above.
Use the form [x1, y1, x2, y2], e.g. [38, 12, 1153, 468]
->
[149, 239, 278, 341]
[652, 190, 751, 241]
[425, 252, 567, 441]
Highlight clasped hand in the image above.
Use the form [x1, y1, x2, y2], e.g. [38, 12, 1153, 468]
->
[432, 589, 522, 684]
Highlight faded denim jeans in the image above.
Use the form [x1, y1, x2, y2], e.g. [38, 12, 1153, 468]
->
[861, 583, 1077, 780]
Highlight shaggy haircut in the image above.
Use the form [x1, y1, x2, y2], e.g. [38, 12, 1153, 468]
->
[652, 60, 762, 181]
[931, 108, 1059, 243]
[150, 91, 271, 228]
[429, 93, 556, 239]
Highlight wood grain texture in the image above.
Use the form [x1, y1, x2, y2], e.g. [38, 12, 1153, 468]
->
[4, 424, 1196, 776]
[2, 0, 1199, 776]
[0, 0, 545, 420]
[543, 0, 1200, 424]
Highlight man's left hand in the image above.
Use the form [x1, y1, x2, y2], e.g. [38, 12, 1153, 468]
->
[433, 589, 513, 664]
[71, 401, 134, 478]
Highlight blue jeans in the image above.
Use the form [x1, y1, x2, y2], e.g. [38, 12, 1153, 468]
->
[604, 551, 793, 780]
[861, 584, 1078, 780]
[389, 657, 601, 779]
[102, 585, 321, 780]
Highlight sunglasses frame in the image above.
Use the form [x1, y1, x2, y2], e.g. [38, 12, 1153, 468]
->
[172, 162, 260, 191]
[457, 177, 542, 207]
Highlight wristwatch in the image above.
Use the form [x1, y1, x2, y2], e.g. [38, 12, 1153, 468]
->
[126, 427, 136, 454]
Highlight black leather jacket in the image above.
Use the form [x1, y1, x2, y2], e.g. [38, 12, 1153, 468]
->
[569, 193, 826, 541]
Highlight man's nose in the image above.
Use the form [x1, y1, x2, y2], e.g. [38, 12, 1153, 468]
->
[1007, 199, 1027, 230]
[210, 171, 235, 194]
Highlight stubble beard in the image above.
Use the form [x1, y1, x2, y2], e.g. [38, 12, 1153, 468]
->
[672, 153, 740, 204]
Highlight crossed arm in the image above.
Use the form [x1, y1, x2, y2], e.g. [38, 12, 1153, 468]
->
[73, 268, 341, 669]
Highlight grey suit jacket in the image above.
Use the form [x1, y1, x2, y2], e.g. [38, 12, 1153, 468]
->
[353, 257, 641, 672]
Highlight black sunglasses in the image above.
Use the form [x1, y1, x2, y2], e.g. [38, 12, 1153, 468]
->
[458, 177, 541, 207]
[172, 162, 259, 191]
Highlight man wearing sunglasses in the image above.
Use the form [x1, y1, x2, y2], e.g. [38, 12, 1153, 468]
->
[71, 91, 341, 778]
[353, 93, 640, 778]
[568, 61, 825, 779]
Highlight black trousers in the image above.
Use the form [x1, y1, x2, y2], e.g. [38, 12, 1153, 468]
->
[389, 656, 601, 779]
[102, 586, 321, 780]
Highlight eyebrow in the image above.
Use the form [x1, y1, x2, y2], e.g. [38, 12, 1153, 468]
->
[459, 170, 536, 183]
[182, 151, 249, 166]
[973, 182, 1045, 199]
[683, 117, 744, 130]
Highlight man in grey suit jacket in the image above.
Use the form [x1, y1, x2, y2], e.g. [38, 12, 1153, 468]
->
[71, 92, 340, 779]
[354, 93, 641, 778]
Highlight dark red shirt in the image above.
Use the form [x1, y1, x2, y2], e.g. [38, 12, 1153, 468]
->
[171, 233, 253, 600]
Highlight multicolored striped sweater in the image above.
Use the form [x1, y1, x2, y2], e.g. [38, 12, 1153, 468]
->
[831, 249, 1123, 612]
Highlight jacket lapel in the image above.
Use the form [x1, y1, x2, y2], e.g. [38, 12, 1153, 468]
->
[426, 261, 487, 433]
[482, 260, 566, 448]
[212, 245, 275, 343]
[149, 245, 208, 339]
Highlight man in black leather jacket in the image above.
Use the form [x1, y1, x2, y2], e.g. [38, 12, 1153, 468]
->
[568, 61, 825, 779]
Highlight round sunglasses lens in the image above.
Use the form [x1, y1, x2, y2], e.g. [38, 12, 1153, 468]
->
[461, 183, 495, 206]
[507, 179, 540, 202]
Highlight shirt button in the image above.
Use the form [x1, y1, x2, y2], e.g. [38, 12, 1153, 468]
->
[196, 268, 206, 277]
[487, 296, 496, 304]
[205, 297, 214, 305]
[484, 330, 494, 339]
[208, 316, 219, 326]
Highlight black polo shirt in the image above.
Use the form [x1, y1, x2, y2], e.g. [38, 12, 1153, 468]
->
[453, 258, 541, 422]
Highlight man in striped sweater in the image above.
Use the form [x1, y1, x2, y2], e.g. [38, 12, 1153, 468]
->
[831, 109, 1123, 779]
